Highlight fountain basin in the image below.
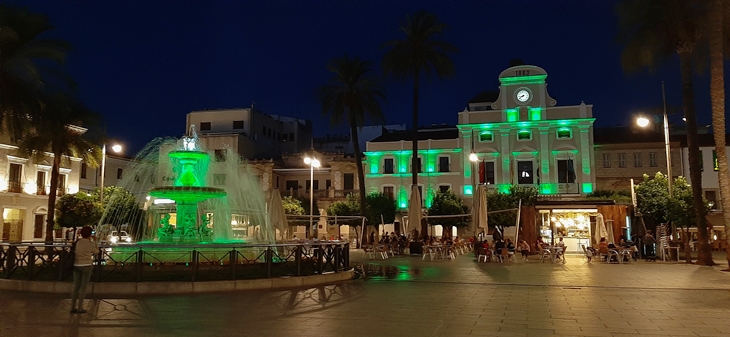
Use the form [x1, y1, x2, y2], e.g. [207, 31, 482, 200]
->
[148, 186, 227, 203]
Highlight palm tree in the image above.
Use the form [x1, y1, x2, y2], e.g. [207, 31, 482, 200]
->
[0, 5, 73, 139]
[382, 11, 457, 189]
[19, 94, 101, 244]
[708, 0, 730, 270]
[319, 55, 386, 236]
[617, 0, 714, 265]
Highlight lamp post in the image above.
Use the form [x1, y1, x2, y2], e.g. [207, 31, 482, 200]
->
[100, 143, 123, 202]
[636, 82, 672, 197]
[303, 155, 320, 239]
[469, 150, 478, 237]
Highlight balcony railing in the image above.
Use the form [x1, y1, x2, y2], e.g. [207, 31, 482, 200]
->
[281, 189, 357, 199]
[7, 181, 21, 193]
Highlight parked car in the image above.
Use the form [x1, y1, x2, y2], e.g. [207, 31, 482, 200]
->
[109, 230, 132, 244]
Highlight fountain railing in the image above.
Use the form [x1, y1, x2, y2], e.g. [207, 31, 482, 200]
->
[0, 242, 349, 282]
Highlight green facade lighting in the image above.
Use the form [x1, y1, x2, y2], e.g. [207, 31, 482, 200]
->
[499, 74, 547, 85]
[505, 108, 519, 122]
[368, 154, 381, 174]
[398, 187, 408, 208]
[517, 130, 532, 140]
[529, 107, 542, 121]
[582, 183, 593, 194]
[540, 183, 557, 195]
[479, 131, 494, 142]
[463, 185, 473, 195]
[556, 127, 572, 139]
[498, 184, 510, 194]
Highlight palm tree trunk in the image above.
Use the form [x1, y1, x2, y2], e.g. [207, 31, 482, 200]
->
[709, 0, 730, 270]
[679, 49, 714, 265]
[45, 156, 61, 244]
[350, 118, 368, 245]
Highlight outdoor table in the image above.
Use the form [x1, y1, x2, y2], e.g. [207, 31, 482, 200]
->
[544, 246, 564, 263]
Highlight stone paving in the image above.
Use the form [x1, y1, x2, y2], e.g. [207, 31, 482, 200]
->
[1, 251, 730, 337]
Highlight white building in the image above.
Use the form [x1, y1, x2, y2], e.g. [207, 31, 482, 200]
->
[679, 133, 730, 210]
[0, 133, 83, 242]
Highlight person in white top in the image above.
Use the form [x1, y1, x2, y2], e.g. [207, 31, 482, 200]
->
[70, 226, 99, 314]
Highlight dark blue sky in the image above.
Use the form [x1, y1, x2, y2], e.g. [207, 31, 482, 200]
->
[11, 0, 722, 153]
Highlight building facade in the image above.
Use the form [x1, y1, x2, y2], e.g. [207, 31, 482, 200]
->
[0, 133, 83, 242]
[458, 65, 596, 197]
[186, 108, 312, 160]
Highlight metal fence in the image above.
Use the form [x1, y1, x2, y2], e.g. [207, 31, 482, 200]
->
[0, 242, 349, 282]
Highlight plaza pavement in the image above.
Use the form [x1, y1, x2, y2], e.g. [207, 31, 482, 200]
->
[1, 250, 730, 337]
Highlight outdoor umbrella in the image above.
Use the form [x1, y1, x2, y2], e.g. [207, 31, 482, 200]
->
[407, 185, 422, 237]
[268, 189, 289, 240]
[595, 214, 613, 244]
[471, 185, 488, 236]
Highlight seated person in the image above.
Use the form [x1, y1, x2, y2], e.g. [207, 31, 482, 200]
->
[556, 237, 566, 249]
[608, 242, 617, 249]
[505, 238, 515, 252]
[598, 237, 609, 250]
[494, 239, 506, 252]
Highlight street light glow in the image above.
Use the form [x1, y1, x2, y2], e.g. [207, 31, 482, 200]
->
[303, 157, 312, 165]
[636, 117, 650, 128]
[312, 159, 321, 168]
[111, 144, 123, 153]
[469, 152, 478, 162]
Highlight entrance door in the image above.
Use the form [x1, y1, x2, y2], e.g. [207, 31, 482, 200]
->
[3, 208, 26, 242]
[34, 214, 45, 239]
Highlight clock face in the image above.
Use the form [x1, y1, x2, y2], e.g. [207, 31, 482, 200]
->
[516, 89, 531, 103]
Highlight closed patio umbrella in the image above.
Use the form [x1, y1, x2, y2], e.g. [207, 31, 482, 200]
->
[471, 185, 488, 236]
[268, 189, 289, 240]
[407, 185, 422, 237]
[595, 214, 612, 244]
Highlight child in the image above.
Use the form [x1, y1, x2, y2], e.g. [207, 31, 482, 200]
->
[518, 240, 530, 261]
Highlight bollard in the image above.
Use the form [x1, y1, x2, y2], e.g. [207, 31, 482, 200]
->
[230, 248, 237, 280]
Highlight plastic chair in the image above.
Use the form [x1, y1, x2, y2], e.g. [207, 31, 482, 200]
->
[540, 248, 552, 263]
[476, 246, 489, 262]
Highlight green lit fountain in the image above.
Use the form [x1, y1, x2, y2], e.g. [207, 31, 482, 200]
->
[147, 135, 227, 243]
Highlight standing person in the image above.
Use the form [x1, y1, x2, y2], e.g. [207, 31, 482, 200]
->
[644, 230, 656, 257]
[70, 226, 99, 314]
[518, 240, 530, 261]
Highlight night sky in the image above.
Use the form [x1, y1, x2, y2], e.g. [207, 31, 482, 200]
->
[9, 0, 723, 153]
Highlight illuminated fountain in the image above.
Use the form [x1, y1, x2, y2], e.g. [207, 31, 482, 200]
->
[99, 127, 274, 245]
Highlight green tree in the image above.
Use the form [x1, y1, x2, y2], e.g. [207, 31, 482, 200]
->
[94, 186, 144, 239]
[0, 5, 73, 139]
[319, 55, 385, 219]
[382, 11, 457, 187]
[18, 94, 101, 243]
[55, 193, 101, 229]
[327, 193, 362, 245]
[427, 190, 468, 235]
[364, 192, 396, 228]
[485, 186, 538, 233]
[617, 0, 714, 265]
[281, 196, 305, 215]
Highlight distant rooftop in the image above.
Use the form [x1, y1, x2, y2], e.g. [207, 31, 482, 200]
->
[370, 125, 458, 142]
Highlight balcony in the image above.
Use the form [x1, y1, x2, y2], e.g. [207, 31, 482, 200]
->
[281, 189, 357, 200]
[7, 181, 22, 193]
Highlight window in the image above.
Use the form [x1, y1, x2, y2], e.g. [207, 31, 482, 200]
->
[517, 130, 532, 141]
[8, 163, 22, 193]
[602, 153, 611, 168]
[478, 162, 495, 184]
[213, 174, 226, 185]
[288, 133, 294, 141]
[343, 173, 355, 190]
[57, 174, 67, 195]
[557, 159, 576, 184]
[479, 131, 493, 142]
[200, 122, 211, 131]
[414, 157, 422, 173]
[36, 171, 46, 195]
[262, 126, 267, 135]
[80, 163, 87, 179]
[384, 158, 394, 174]
[116, 168, 123, 179]
[438, 156, 450, 172]
[34, 214, 44, 239]
[706, 190, 718, 209]
[634, 153, 642, 167]
[306, 180, 319, 191]
[517, 161, 534, 184]
[700, 150, 704, 171]
[233, 120, 244, 129]
[383, 186, 394, 199]
[439, 185, 450, 193]
[215, 149, 226, 162]
[618, 153, 626, 168]
[326, 179, 331, 190]
[556, 128, 572, 139]
[649, 152, 658, 167]
[285, 180, 298, 191]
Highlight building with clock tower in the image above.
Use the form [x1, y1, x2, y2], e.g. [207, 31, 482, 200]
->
[458, 64, 596, 196]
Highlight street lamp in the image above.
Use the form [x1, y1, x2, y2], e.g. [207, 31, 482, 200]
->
[636, 82, 672, 196]
[100, 143, 123, 202]
[303, 155, 321, 239]
[469, 150, 479, 237]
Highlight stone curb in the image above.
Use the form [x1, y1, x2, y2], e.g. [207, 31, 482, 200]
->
[0, 269, 354, 295]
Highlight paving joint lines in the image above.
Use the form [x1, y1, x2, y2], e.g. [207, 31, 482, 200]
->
[360, 277, 730, 291]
